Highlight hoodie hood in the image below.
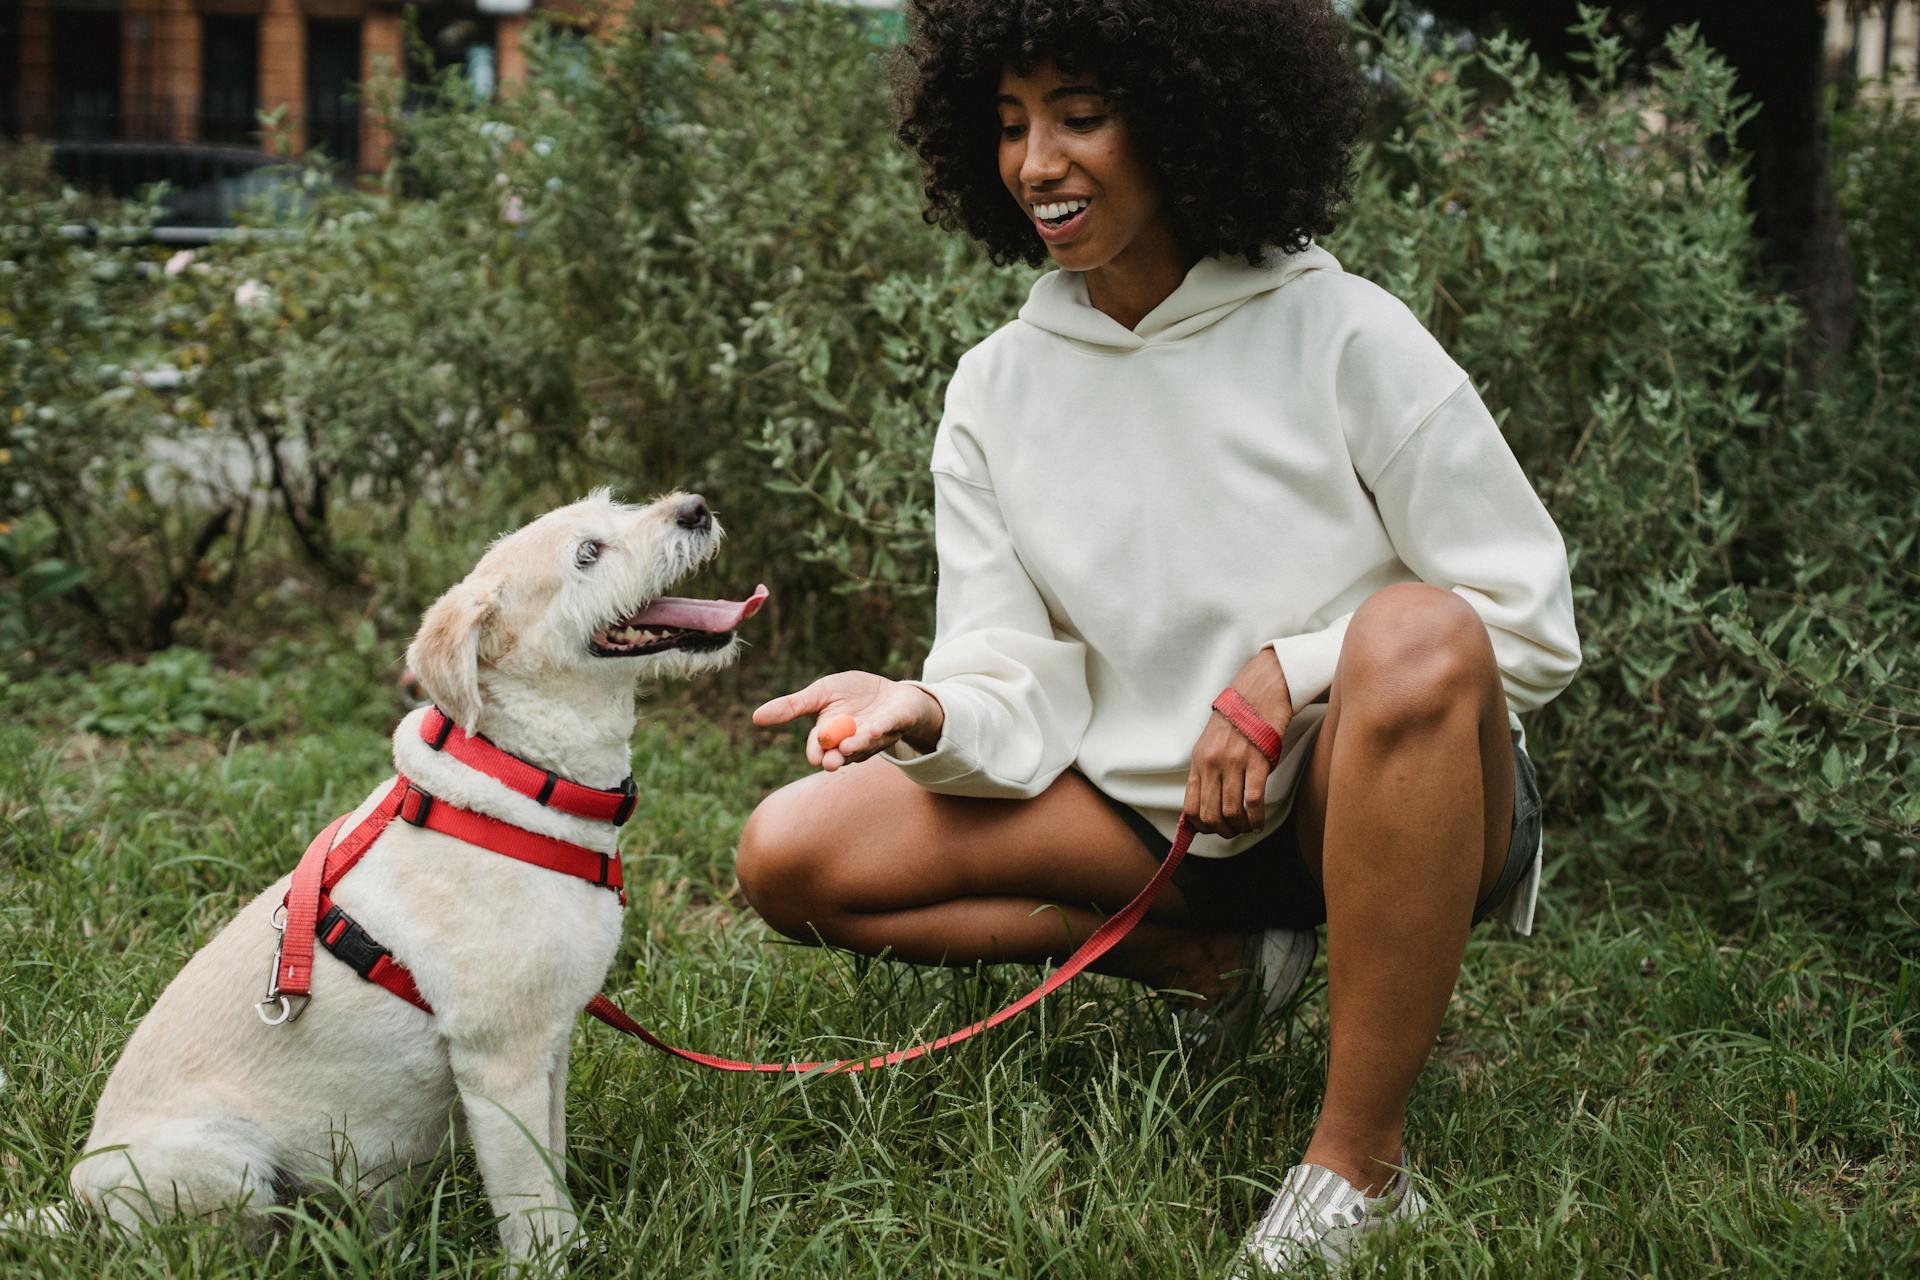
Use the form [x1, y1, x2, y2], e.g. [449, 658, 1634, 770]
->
[1017, 243, 1342, 351]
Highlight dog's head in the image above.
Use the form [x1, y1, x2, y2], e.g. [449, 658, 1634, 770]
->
[407, 489, 764, 729]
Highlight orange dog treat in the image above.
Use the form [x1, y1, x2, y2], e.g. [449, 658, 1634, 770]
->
[817, 715, 859, 751]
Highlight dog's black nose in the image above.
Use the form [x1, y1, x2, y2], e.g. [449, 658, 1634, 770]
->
[675, 494, 712, 532]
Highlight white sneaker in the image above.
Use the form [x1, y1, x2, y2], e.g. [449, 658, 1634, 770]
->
[1178, 927, 1317, 1060]
[1231, 1153, 1429, 1276]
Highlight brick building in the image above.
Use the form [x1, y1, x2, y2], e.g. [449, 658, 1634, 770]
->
[1, 0, 554, 177]
[1825, 0, 1920, 104]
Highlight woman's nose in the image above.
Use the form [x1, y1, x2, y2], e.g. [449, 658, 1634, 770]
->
[675, 494, 712, 532]
[1020, 126, 1069, 187]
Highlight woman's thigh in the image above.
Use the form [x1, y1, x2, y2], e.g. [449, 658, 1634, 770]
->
[735, 759, 1198, 931]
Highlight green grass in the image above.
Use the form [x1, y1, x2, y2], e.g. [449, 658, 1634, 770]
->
[1, 651, 1916, 1277]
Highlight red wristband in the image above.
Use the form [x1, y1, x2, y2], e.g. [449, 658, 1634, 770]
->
[1211, 687, 1284, 766]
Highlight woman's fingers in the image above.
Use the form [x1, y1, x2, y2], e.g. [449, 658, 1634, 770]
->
[1197, 755, 1227, 833]
[1242, 755, 1269, 834]
[752, 678, 834, 728]
[1220, 760, 1248, 834]
[1185, 729, 1271, 835]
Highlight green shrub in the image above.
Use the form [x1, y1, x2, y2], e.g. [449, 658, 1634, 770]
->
[0, 177, 247, 654]
[1328, 11, 1916, 882]
[75, 647, 273, 740]
[0, 514, 89, 650]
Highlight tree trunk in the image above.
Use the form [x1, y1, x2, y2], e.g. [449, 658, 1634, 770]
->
[1694, 1, 1855, 366]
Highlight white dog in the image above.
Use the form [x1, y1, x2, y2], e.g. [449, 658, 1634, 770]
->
[35, 489, 761, 1259]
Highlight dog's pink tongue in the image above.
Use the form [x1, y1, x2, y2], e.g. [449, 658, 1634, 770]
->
[628, 583, 769, 633]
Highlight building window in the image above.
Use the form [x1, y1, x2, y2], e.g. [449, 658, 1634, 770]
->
[202, 16, 260, 146]
[53, 10, 122, 141]
[306, 18, 362, 170]
[1, 3, 21, 139]
[408, 11, 499, 103]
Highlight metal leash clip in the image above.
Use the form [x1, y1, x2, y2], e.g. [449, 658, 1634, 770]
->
[256, 904, 309, 1026]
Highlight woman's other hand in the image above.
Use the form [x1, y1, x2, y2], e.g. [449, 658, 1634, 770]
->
[752, 672, 946, 771]
[1185, 648, 1293, 835]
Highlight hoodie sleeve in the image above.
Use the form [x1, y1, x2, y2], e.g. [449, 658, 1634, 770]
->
[1268, 284, 1581, 713]
[884, 371, 1094, 797]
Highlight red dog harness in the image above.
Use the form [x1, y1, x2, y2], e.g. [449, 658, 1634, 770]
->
[260, 693, 1282, 1074]
[260, 707, 629, 1024]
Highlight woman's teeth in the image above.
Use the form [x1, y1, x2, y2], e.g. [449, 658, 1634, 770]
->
[1035, 198, 1089, 225]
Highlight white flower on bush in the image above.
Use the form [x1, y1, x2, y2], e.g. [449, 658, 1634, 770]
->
[164, 249, 195, 277]
[502, 194, 528, 226]
[234, 280, 272, 312]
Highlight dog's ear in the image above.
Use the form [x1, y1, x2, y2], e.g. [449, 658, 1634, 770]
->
[407, 576, 501, 731]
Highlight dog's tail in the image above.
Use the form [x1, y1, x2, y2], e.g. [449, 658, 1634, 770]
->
[0, 1204, 76, 1234]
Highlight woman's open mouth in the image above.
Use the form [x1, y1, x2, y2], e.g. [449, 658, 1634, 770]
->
[589, 584, 769, 658]
[1032, 197, 1090, 243]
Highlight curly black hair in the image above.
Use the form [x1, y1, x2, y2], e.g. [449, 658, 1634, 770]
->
[893, 0, 1368, 268]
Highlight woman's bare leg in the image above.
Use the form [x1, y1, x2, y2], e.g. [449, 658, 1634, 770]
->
[1290, 583, 1517, 1192]
[736, 763, 1243, 998]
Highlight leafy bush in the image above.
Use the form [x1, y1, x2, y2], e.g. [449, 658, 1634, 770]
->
[1328, 11, 1916, 882]
[0, 515, 89, 650]
[0, 179, 247, 654]
[75, 647, 273, 740]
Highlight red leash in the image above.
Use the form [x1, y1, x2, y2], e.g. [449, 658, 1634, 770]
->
[261, 693, 1277, 1073]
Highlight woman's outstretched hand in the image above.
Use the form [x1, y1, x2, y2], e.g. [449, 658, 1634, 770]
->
[752, 671, 946, 771]
[1185, 648, 1294, 836]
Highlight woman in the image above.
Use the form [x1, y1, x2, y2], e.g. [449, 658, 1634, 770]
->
[738, 0, 1580, 1268]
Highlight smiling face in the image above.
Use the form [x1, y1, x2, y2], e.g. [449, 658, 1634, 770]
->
[995, 60, 1182, 281]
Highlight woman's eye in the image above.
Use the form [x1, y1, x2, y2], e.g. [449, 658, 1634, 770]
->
[575, 541, 602, 568]
[999, 123, 1026, 140]
[1066, 115, 1106, 130]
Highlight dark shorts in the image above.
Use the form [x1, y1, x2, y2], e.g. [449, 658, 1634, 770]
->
[1093, 740, 1542, 933]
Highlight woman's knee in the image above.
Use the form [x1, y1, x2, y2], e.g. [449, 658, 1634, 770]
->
[735, 776, 841, 940]
[1336, 584, 1497, 737]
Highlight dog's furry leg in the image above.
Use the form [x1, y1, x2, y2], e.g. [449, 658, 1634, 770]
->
[547, 1038, 570, 1172]
[0, 1204, 76, 1234]
[450, 1047, 576, 1261]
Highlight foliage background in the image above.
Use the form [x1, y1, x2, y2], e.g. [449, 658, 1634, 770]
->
[2, 1, 1917, 1272]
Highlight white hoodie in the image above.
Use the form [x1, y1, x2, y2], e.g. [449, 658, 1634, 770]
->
[886, 245, 1580, 933]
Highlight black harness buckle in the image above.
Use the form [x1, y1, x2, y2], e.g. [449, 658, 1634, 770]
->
[612, 776, 637, 827]
[427, 710, 455, 750]
[317, 904, 393, 981]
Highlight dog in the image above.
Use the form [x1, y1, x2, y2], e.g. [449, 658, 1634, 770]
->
[29, 489, 760, 1259]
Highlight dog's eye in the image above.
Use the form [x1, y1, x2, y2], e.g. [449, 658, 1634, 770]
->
[575, 540, 603, 569]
